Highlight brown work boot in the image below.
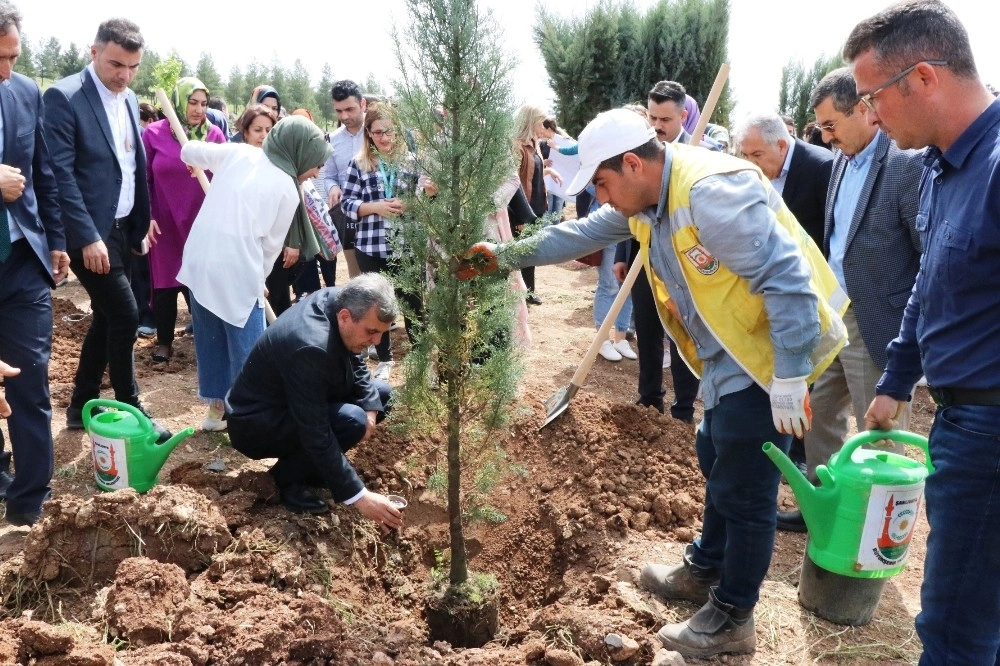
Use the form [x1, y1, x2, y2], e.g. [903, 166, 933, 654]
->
[639, 544, 720, 604]
[656, 587, 756, 658]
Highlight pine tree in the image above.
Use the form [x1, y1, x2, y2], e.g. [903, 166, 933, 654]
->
[18, 33, 37, 80]
[778, 53, 844, 135]
[195, 53, 224, 96]
[314, 64, 336, 130]
[535, 0, 731, 135]
[391, 0, 518, 618]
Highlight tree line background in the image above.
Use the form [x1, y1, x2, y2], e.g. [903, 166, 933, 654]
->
[18, 0, 844, 140]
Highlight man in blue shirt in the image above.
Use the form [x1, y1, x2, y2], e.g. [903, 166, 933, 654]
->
[846, 1, 1000, 663]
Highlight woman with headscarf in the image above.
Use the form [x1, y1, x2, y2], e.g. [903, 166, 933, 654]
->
[231, 85, 281, 142]
[177, 116, 332, 431]
[142, 77, 226, 364]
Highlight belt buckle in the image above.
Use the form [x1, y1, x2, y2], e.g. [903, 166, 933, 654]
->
[929, 386, 948, 407]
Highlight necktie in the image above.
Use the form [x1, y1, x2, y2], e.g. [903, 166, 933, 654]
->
[0, 201, 10, 263]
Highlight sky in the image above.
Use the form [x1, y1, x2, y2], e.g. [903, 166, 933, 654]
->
[20, 0, 1000, 124]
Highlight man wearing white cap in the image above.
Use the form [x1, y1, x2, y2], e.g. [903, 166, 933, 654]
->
[465, 108, 847, 657]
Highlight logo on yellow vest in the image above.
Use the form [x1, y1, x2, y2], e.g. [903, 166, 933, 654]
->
[683, 244, 719, 275]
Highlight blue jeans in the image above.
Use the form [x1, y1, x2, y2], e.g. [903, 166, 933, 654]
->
[593, 245, 632, 332]
[917, 404, 1000, 665]
[190, 296, 265, 401]
[689, 384, 790, 609]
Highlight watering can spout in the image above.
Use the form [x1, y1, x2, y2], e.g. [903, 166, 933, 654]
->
[151, 427, 196, 468]
[762, 441, 832, 544]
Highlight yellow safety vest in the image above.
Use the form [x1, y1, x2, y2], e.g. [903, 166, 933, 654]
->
[630, 143, 849, 388]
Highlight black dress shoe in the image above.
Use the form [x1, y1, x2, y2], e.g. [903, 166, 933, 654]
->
[777, 509, 808, 533]
[526, 294, 542, 306]
[0, 470, 13, 501]
[66, 405, 105, 430]
[4, 506, 41, 527]
[280, 484, 329, 515]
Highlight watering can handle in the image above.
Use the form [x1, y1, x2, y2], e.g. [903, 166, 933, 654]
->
[81, 399, 147, 432]
[835, 429, 933, 473]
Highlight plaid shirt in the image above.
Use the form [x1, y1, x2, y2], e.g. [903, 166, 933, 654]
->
[340, 157, 419, 258]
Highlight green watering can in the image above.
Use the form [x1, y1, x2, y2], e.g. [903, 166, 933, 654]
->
[84, 399, 194, 493]
[763, 430, 933, 579]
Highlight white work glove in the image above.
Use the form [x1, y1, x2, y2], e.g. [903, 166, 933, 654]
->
[770, 375, 812, 439]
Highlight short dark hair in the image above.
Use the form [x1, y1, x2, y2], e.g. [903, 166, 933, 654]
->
[648, 80, 686, 106]
[207, 95, 226, 112]
[843, 0, 977, 80]
[138, 102, 160, 124]
[330, 79, 362, 104]
[810, 67, 860, 114]
[94, 18, 144, 52]
[596, 137, 665, 174]
[0, 1, 22, 36]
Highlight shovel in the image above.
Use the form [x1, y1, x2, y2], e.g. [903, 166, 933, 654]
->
[540, 258, 643, 429]
[538, 62, 730, 429]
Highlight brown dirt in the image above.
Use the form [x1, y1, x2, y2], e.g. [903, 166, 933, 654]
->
[0, 258, 934, 665]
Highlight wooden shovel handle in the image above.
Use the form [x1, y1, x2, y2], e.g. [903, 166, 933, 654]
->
[569, 258, 644, 388]
[691, 63, 730, 148]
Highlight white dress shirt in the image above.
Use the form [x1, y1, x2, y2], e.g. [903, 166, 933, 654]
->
[86, 63, 138, 219]
[176, 142, 300, 327]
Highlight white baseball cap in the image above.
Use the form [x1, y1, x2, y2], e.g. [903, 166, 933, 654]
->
[566, 108, 657, 196]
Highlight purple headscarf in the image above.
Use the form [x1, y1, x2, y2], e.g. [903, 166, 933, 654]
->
[682, 94, 701, 135]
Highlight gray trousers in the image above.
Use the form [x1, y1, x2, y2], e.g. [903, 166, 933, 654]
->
[804, 306, 912, 479]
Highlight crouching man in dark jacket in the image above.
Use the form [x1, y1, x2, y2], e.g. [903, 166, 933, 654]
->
[227, 273, 403, 529]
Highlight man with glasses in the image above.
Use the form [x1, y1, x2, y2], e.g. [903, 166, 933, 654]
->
[776, 67, 923, 532]
[845, 1, 1000, 663]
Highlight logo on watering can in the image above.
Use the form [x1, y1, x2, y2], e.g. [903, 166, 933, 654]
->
[92, 433, 129, 490]
[857, 484, 923, 570]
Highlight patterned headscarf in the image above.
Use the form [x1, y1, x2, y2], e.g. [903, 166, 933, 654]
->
[171, 77, 211, 142]
[682, 94, 701, 135]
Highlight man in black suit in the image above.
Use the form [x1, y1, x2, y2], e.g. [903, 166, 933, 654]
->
[777, 68, 923, 532]
[734, 112, 833, 247]
[226, 274, 403, 529]
[0, 1, 69, 526]
[43, 18, 169, 442]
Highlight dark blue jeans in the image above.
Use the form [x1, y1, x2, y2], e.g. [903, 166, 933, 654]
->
[917, 404, 1000, 665]
[689, 384, 790, 609]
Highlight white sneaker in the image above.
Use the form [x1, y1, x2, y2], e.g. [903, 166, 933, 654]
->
[613, 339, 637, 360]
[366, 345, 379, 360]
[662, 349, 672, 369]
[916, 376, 928, 387]
[202, 400, 227, 432]
[373, 361, 395, 381]
[599, 340, 623, 362]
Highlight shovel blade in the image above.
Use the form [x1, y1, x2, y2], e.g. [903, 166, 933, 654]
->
[540, 384, 578, 430]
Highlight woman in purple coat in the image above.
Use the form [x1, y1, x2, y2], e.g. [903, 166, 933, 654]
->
[142, 77, 226, 363]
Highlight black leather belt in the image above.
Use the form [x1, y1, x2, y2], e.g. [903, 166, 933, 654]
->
[928, 386, 1000, 407]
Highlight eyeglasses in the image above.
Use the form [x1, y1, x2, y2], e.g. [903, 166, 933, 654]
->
[814, 115, 848, 134]
[859, 60, 948, 112]
[369, 128, 397, 138]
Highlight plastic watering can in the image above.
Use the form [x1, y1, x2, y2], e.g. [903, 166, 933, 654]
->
[84, 399, 194, 493]
[763, 430, 932, 579]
